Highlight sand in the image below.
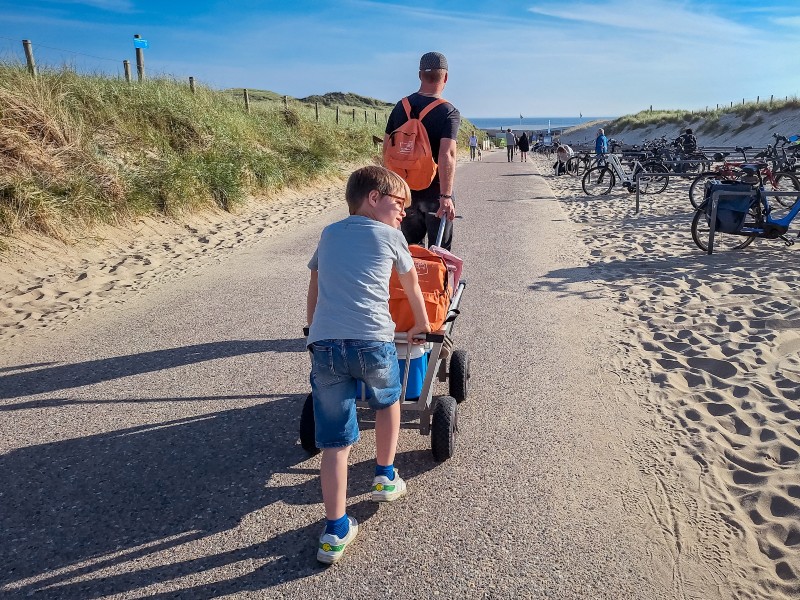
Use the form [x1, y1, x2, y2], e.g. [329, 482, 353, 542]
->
[0, 178, 348, 343]
[538, 154, 800, 598]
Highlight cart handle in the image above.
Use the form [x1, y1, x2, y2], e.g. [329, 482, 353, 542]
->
[302, 327, 443, 344]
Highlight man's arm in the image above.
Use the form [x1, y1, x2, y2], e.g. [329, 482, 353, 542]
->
[306, 270, 318, 325]
[397, 266, 431, 344]
[436, 137, 457, 220]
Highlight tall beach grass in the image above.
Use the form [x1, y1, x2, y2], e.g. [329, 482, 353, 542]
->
[0, 64, 403, 243]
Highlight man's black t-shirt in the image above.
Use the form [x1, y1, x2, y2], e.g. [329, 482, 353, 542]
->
[385, 93, 460, 200]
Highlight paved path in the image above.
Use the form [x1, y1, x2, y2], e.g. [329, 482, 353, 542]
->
[1, 150, 680, 598]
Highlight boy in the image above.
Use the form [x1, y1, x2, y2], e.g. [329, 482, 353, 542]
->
[306, 165, 430, 564]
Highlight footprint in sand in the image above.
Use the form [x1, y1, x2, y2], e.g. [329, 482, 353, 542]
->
[687, 356, 737, 378]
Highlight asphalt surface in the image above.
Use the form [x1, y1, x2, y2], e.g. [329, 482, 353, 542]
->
[1, 150, 678, 599]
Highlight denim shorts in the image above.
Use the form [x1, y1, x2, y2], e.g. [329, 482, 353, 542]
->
[309, 339, 401, 448]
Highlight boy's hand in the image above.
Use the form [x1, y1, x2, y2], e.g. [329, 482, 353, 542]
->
[406, 322, 431, 345]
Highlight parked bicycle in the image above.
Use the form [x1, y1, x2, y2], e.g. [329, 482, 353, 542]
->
[691, 165, 800, 252]
[581, 152, 669, 196]
[688, 142, 800, 208]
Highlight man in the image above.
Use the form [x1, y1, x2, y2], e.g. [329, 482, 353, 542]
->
[676, 127, 698, 153]
[384, 51, 460, 250]
[595, 128, 608, 165]
[468, 131, 478, 161]
[505, 128, 516, 162]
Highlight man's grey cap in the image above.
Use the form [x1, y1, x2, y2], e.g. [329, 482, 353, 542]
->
[419, 52, 448, 71]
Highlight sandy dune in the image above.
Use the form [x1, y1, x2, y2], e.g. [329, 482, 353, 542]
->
[0, 179, 347, 342]
[537, 154, 800, 598]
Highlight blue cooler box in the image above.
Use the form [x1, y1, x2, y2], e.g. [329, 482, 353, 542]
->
[356, 349, 429, 400]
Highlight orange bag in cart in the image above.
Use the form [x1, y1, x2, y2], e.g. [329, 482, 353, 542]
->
[389, 245, 451, 332]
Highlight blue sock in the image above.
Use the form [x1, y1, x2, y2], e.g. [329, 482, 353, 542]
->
[325, 513, 350, 538]
[375, 464, 395, 480]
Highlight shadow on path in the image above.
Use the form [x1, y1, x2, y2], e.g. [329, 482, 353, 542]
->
[1, 392, 436, 598]
[0, 339, 306, 400]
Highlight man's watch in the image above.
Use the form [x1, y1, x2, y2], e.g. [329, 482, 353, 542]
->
[438, 194, 453, 199]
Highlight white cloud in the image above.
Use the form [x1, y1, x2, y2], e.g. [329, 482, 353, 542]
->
[56, 0, 135, 12]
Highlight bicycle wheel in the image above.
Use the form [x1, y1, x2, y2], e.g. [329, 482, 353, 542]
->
[772, 171, 800, 206]
[582, 166, 615, 196]
[689, 172, 719, 209]
[690, 202, 760, 252]
[565, 156, 581, 176]
[639, 162, 669, 194]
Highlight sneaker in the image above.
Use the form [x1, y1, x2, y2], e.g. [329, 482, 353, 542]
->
[317, 516, 359, 565]
[371, 470, 407, 502]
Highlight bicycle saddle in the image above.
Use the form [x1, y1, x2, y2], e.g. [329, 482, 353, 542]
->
[740, 164, 761, 174]
[713, 152, 729, 161]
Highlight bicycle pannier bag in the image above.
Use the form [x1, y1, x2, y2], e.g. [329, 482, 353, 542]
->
[703, 182, 757, 234]
[384, 97, 447, 191]
[389, 245, 452, 332]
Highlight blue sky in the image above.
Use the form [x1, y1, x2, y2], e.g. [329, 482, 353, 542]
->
[1, 0, 799, 117]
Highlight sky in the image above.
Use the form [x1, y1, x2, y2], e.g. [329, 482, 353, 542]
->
[1, 0, 799, 118]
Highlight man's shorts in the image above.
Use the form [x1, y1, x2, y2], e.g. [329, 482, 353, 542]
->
[309, 339, 401, 448]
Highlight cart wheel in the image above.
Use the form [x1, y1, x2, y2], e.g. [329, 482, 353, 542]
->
[449, 350, 470, 404]
[300, 393, 320, 455]
[431, 396, 457, 462]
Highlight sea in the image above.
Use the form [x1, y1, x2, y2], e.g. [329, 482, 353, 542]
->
[468, 116, 614, 131]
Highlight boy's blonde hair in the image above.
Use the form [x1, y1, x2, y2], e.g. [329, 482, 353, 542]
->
[345, 165, 411, 214]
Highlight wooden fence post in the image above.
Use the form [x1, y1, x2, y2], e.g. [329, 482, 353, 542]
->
[123, 60, 131, 83]
[374, 111, 377, 124]
[352, 108, 356, 122]
[243, 89, 250, 113]
[315, 102, 319, 122]
[336, 106, 340, 124]
[283, 95, 288, 109]
[770, 94, 774, 106]
[364, 109, 367, 123]
[189, 77, 195, 93]
[134, 34, 145, 81]
[22, 39, 36, 76]
[649, 105, 652, 112]
[756, 95, 759, 104]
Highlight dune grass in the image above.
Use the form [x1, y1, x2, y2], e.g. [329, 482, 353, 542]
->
[0, 63, 478, 246]
[610, 97, 800, 132]
[0, 64, 386, 242]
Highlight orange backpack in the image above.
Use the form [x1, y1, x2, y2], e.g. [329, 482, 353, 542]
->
[389, 245, 452, 332]
[384, 97, 447, 191]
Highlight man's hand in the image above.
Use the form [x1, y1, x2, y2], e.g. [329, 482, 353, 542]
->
[406, 322, 432, 345]
[436, 196, 455, 221]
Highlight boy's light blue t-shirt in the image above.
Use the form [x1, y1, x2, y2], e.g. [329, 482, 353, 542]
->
[308, 215, 414, 344]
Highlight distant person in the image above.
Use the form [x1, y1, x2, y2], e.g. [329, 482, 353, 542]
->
[468, 132, 479, 161]
[307, 165, 430, 564]
[595, 128, 608, 165]
[505, 128, 516, 162]
[676, 127, 698, 153]
[517, 132, 530, 162]
[384, 51, 460, 250]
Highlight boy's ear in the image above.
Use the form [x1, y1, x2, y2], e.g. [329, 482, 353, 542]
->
[366, 189, 382, 206]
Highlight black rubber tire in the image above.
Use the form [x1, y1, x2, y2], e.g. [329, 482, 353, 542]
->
[639, 162, 670, 194]
[300, 393, 320, 455]
[431, 396, 457, 462]
[690, 204, 759, 252]
[448, 350, 470, 403]
[582, 166, 615, 196]
[689, 172, 718, 209]
[772, 171, 800, 206]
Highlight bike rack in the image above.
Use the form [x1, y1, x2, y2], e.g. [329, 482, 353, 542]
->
[704, 189, 800, 255]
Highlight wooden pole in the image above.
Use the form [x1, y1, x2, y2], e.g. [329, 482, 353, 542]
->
[189, 76, 195, 93]
[336, 106, 340, 124]
[770, 94, 774, 106]
[352, 108, 356, 122]
[243, 89, 250, 113]
[22, 39, 36, 76]
[315, 102, 319, 122]
[123, 60, 131, 83]
[283, 95, 288, 109]
[364, 109, 367, 123]
[374, 111, 377, 124]
[134, 34, 145, 81]
[756, 95, 759, 104]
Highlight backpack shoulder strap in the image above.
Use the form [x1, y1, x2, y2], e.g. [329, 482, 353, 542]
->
[401, 97, 412, 119]
[418, 98, 448, 121]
